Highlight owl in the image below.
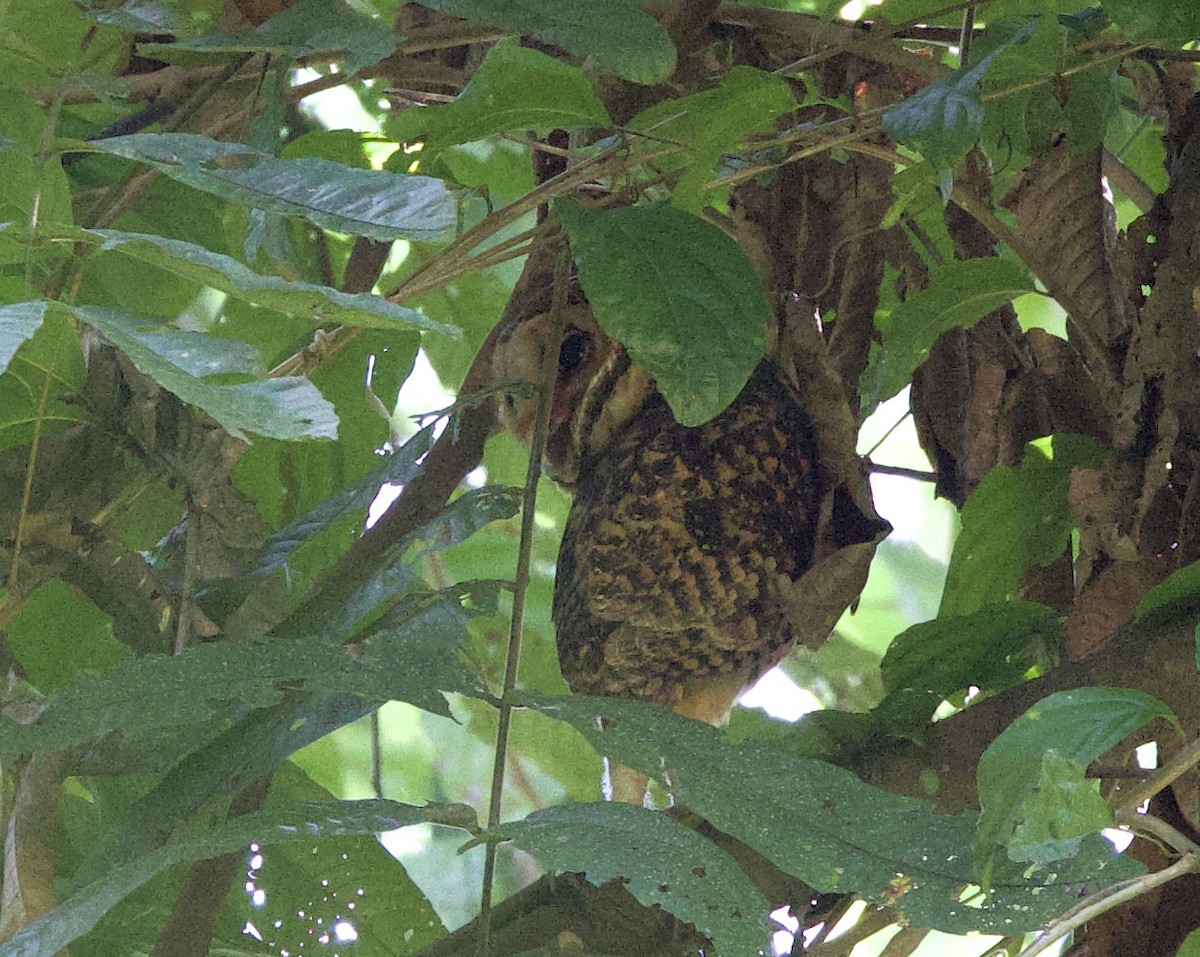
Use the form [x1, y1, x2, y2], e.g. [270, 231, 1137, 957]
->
[493, 305, 825, 800]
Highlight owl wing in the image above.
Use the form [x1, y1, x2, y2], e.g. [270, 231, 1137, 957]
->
[553, 365, 822, 705]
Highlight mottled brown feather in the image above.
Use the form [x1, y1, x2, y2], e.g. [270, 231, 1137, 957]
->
[552, 361, 823, 721]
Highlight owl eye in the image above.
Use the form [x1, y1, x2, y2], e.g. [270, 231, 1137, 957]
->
[558, 328, 591, 378]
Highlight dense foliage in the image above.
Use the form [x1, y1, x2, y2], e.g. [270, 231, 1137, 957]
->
[2, 1, 1200, 955]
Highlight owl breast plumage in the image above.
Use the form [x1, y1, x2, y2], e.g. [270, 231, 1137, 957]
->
[494, 308, 824, 727]
[555, 363, 821, 718]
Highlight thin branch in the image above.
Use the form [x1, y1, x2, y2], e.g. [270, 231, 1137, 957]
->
[868, 462, 938, 483]
[1015, 852, 1200, 957]
[478, 246, 572, 951]
[1113, 734, 1200, 813]
[1118, 810, 1200, 857]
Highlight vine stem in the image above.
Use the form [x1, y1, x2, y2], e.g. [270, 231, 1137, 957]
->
[477, 245, 571, 953]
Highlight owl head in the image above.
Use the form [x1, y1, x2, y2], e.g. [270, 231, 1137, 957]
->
[491, 305, 654, 490]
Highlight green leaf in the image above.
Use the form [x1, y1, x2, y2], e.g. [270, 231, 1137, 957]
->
[0, 799, 471, 957]
[523, 693, 1143, 934]
[49, 226, 453, 334]
[975, 687, 1174, 878]
[0, 95, 73, 266]
[254, 422, 439, 580]
[939, 436, 1106, 617]
[89, 134, 456, 242]
[389, 40, 611, 150]
[5, 581, 131, 692]
[628, 66, 798, 212]
[0, 587, 485, 756]
[865, 257, 1037, 403]
[332, 488, 516, 638]
[1007, 750, 1111, 865]
[417, 0, 676, 84]
[153, 0, 398, 76]
[881, 601, 1060, 698]
[882, 21, 1037, 173]
[559, 202, 767, 426]
[0, 299, 46, 373]
[1176, 926, 1200, 957]
[0, 304, 87, 452]
[491, 802, 771, 955]
[1136, 558, 1200, 619]
[1101, 0, 1200, 42]
[225, 762, 448, 955]
[69, 305, 338, 441]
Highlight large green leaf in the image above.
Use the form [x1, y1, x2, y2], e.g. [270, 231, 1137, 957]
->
[881, 601, 1059, 698]
[873, 600, 1061, 733]
[523, 694, 1143, 935]
[975, 688, 1175, 879]
[417, 0, 676, 84]
[628, 66, 798, 212]
[559, 202, 767, 426]
[153, 0, 398, 75]
[864, 257, 1037, 404]
[70, 305, 338, 441]
[0, 586, 486, 756]
[939, 436, 1106, 618]
[25, 225, 454, 333]
[0, 799, 472, 957]
[491, 802, 771, 955]
[389, 40, 611, 149]
[89, 134, 456, 242]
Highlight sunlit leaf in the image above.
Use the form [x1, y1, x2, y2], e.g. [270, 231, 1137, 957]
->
[628, 66, 797, 211]
[70, 305, 338, 441]
[939, 436, 1106, 618]
[5, 581, 130, 691]
[0, 304, 87, 452]
[89, 134, 456, 242]
[864, 258, 1037, 404]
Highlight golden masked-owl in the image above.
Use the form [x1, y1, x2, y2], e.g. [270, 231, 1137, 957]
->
[494, 305, 824, 796]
